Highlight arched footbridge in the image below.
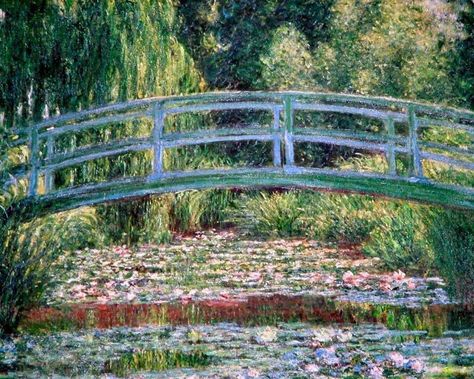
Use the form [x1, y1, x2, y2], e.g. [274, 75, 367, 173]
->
[3, 91, 474, 218]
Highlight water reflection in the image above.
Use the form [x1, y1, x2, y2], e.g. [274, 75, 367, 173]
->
[22, 294, 474, 336]
[103, 349, 214, 377]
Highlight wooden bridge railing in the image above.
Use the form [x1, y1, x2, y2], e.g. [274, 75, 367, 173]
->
[3, 91, 474, 212]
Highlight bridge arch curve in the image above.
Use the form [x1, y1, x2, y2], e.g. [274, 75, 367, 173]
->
[3, 91, 474, 220]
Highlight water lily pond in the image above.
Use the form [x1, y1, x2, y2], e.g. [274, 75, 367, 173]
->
[1, 230, 473, 378]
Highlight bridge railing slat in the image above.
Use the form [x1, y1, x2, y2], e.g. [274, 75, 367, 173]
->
[42, 140, 153, 172]
[292, 134, 404, 154]
[44, 135, 55, 193]
[27, 126, 39, 196]
[272, 106, 282, 167]
[418, 141, 474, 157]
[382, 117, 397, 175]
[293, 102, 407, 122]
[284, 96, 295, 170]
[38, 110, 152, 138]
[43, 137, 153, 166]
[418, 118, 474, 136]
[420, 152, 474, 171]
[163, 133, 274, 149]
[164, 101, 278, 115]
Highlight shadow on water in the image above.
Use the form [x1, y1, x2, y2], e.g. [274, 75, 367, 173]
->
[21, 294, 474, 337]
[103, 349, 215, 377]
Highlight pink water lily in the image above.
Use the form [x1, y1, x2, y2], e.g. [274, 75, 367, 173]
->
[368, 365, 385, 379]
[387, 351, 404, 367]
[406, 279, 417, 290]
[379, 280, 393, 292]
[342, 271, 364, 287]
[392, 270, 406, 281]
[248, 272, 262, 281]
[406, 358, 425, 373]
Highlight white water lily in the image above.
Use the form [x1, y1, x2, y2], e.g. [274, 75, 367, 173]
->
[312, 327, 337, 343]
[257, 326, 278, 343]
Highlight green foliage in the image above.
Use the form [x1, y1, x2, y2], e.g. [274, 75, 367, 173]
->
[429, 209, 474, 303]
[362, 204, 434, 273]
[178, 0, 335, 89]
[303, 194, 381, 244]
[258, 24, 315, 90]
[97, 199, 172, 246]
[169, 189, 235, 233]
[233, 192, 305, 237]
[0, 208, 101, 335]
[233, 188, 437, 274]
[0, 0, 202, 125]
[313, 0, 464, 104]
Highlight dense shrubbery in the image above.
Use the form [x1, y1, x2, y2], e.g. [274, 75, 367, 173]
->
[429, 210, 474, 304]
[0, 209, 101, 335]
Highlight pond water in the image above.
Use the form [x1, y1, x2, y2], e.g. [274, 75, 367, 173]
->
[1, 231, 473, 378]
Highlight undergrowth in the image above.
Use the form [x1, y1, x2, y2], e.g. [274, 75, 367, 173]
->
[0, 208, 101, 336]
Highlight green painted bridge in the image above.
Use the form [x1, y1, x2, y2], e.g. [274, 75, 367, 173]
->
[3, 91, 474, 218]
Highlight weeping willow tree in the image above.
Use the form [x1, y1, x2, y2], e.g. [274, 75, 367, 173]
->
[0, 0, 231, 245]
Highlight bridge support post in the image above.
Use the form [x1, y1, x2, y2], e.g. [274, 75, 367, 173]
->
[407, 106, 424, 179]
[284, 96, 295, 171]
[385, 116, 397, 175]
[150, 102, 165, 180]
[28, 127, 39, 196]
[272, 106, 282, 167]
[44, 135, 55, 193]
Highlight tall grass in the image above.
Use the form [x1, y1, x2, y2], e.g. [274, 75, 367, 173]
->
[429, 209, 474, 304]
[231, 192, 305, 237]
[362, 204, 434, 272]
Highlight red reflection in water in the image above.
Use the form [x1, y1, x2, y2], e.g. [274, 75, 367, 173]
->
[22, 294, 470, 333]
[23, 295, 350, 330]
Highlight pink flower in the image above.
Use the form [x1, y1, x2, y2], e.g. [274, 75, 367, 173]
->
[406, 358, 424, 373]
[387, 351, 404, 368]
[342, 271, 364, 287]
[392, 270, 406, 281]
[368, 365, 385, 379]
[406, 279, 417, 290]
[180, 295, 192, 304]
[342, 271, 358, 286]
[274, 273, 284, 281]
[219, 291, 230, 299]
[379, 280, 392, 292]
[342, 271, 354, 282]
[247, 368, 261, 377]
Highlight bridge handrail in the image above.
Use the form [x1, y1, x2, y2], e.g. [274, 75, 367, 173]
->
[26, 91, 474, 130]
[2, 91, 474, 209]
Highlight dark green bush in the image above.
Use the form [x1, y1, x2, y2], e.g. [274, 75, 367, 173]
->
[0, 209, 101, 335]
